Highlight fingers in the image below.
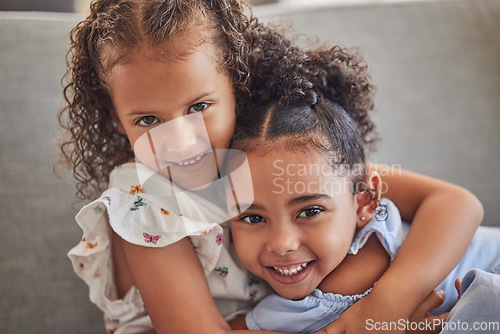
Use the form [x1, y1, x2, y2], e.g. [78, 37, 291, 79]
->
[313, 329, 329, 334]
[318, 318, 346, 334]
[436, 312, 449, 322]
[407, 291, 448, 334]
[411, 290, 445, 319]
[314, 327, 342, 334]
[427, 290, 446, 310]
[455, 278, 462, 300]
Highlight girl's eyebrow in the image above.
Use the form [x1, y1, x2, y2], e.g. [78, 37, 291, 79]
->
[287, 194, 332, 207]
[125, 110, 157, 117]
[229, 202, 263, 215]
[187, 91, 216, 106]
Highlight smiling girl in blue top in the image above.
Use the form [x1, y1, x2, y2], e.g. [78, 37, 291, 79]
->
[228, 75, 500, 333]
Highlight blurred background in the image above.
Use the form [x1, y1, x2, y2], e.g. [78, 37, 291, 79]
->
[0, 0, 399, 13]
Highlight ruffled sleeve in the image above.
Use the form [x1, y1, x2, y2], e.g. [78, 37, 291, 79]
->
[92, 187, 187, 247]
[89, 163, 226, 248]
[67, 196, 148, 331]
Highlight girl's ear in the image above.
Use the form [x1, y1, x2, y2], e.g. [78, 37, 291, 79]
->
[355, 171, 382, 228]
[109, 108, 126, 135]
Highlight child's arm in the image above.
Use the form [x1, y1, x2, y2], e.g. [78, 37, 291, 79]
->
[119, 235, 298, 334]
[321, 164, 483, 334]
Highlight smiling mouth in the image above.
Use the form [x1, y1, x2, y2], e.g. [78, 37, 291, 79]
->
[168, 149, 211, 167]
[272, 261, 312, 276]
[176, 152, 206, 166]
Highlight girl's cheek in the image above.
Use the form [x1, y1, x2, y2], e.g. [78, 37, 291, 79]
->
[232, 229, 252, 259]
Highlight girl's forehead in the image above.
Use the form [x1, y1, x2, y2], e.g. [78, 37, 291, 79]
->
[241, 140, 355, 180]
[239, 139, 326, 162]
[246, 144, 326, 171]
[244, 148, 353, 200]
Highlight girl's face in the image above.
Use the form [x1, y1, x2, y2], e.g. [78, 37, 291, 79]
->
[230, 148, 359, 300]
[108, 40, 236, 189]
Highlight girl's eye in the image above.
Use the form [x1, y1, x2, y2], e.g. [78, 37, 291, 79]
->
[188, 102, 210, 113]
[136, 116, 159, 126]
[298, 207, 323, 218]
[241, 214, 266, 225]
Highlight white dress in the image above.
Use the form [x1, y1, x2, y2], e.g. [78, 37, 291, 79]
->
[68, 163, 270, 333]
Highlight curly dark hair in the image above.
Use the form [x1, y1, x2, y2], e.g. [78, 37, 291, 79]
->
[233, 40, 378, 190]
[245, 30, 378, 152]
[58, 0, 268, 200]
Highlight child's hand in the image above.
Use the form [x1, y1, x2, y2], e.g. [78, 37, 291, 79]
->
[405, 278, 463, 334]
[406, 290, 448, 334]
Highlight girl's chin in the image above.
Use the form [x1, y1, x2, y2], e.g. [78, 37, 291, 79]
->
[273, 285, 316, 301]
[170, 172, 218, 191]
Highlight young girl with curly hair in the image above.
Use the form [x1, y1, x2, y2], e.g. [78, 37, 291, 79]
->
[226, 73, 500, 333]
[58, 0, 483, 333]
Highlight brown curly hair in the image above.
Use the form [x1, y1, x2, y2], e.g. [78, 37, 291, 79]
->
[58, 0, 267, 200]
[245, 30, 378, 151]
[232, 39, 378, 190]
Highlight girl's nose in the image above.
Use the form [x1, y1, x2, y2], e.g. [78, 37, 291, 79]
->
[148, 113, 211, 166]
[266, 222, 301, 256]
[160, 115, 197, 153]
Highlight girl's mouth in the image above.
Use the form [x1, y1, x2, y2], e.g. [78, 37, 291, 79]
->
[176, 152, 206, 166]
[169, 150, 212, 174]
[272, 261, 310, 276]
[266, 261, 315, 285]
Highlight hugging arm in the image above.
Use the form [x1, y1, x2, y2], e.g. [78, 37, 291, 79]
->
[321, 164, 483, 334]
[119, 235, 299, 334]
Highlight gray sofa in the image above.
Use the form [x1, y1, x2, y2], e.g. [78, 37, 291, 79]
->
[1, 1, 499, 333]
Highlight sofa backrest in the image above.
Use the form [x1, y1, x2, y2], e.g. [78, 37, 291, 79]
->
[0, 11, 105, 333]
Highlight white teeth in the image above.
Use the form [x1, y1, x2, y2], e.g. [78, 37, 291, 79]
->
[177, 153, 204, 166]
[273, 262, 310, 276]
